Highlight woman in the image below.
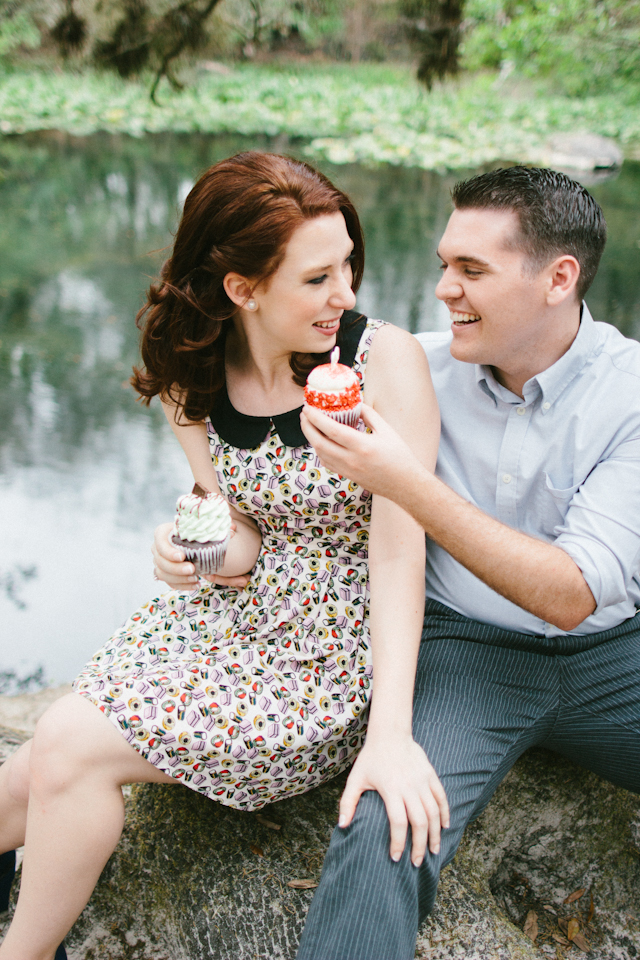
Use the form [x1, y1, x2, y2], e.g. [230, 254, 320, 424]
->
[0, 152, 447, 959]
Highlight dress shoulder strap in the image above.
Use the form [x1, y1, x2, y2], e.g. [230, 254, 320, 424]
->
[352, 319, 387, 392]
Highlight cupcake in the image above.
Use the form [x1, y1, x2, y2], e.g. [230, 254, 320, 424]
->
[170, 482, 232, 575]
[304, 347, 363, 428]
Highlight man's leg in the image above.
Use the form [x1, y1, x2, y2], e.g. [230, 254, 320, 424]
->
[545, 626, 640, 794]
[297, 630, 560, 960]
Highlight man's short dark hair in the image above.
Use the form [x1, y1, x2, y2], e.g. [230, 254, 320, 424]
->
[451, 166, 607, 300]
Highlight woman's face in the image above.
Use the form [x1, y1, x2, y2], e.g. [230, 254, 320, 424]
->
[249, 212, 357, 355]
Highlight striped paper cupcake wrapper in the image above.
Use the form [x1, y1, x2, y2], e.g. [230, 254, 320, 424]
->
[326, 402, 362, 429]
[171, 532, 230, 575]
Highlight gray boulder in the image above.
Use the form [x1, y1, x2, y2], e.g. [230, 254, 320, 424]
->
[545, 133, 623, 172]
[1, 723, 639, 959]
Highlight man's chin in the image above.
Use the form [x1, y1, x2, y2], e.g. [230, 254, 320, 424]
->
[449, 339, 484, 365]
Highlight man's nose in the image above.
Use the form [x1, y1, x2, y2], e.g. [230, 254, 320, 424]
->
[435, 269, 463, 302]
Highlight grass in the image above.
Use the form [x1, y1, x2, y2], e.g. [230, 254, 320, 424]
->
[0, 61, 639, 170]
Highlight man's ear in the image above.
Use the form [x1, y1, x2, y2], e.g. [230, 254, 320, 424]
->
[545, 255, 581, 306]
[224, 272, 254, 308]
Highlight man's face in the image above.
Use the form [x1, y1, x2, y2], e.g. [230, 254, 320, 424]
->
[435, 207, 552, 379]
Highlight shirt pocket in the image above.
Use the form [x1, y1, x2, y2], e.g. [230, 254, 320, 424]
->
[534, 473, 581, 539]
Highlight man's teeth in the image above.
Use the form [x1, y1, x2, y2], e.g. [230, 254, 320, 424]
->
[451, 312, 481, 324]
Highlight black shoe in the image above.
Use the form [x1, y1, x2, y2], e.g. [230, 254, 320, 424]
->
[0, 850, 16, 912]
[54, 943, 68, 960]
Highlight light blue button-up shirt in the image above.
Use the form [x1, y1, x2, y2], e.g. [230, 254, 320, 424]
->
[416, 305, 640, 636]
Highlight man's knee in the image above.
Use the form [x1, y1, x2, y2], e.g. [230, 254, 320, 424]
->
[324, 789, 441, 918]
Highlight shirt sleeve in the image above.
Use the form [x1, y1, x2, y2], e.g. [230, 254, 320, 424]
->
[554, 435, 640, 613]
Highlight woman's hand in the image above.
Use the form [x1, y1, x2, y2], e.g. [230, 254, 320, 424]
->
[151, 522, 252, 591]
[339, 735, 449, 866]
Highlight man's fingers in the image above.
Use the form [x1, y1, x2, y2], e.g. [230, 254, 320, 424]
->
[357, 402, 384, 433]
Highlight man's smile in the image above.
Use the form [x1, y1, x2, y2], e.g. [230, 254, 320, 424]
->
[451, 312, 481, 325]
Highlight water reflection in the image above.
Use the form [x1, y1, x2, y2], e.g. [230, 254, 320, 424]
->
[1, 132, 639, 682]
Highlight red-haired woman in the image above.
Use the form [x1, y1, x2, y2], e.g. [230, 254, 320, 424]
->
[0, 153, 447, 959]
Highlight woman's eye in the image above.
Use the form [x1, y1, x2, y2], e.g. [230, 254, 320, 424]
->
[308, 274, 327, 285]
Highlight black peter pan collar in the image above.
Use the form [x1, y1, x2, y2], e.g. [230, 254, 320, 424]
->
[209, 310, 367, 449]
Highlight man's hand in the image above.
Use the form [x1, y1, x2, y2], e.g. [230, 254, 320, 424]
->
[151, 522, 251, 591]
[301, 403, 425, 499]
[339, 735, 449, 865]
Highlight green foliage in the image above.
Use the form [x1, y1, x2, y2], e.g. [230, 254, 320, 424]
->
[0, 1, 41, 60]
[462, 0, 640, 96]
[0, 63, 638, 170]
[400, 0, 465, 88]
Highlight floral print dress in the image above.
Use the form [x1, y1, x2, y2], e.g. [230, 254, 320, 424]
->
[74, 314, 384, 810]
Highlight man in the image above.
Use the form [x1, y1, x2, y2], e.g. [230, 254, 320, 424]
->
[297, 166, 640, 960]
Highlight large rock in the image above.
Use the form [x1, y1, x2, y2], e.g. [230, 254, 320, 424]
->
[544, 133, 623, 172]
[1, 714, 639, 958]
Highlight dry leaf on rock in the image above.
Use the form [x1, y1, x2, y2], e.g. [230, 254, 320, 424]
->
[544, 905, 557, 914]
[564, 888, 586, 904]
[572, 932, 591, 953]
[553, 934, 570, 946]
[567, 918, 580, 941]
[523, 910, 539, 942]
[558, 918, 569, 934]
[255, 814, 282, 831]
[287, 879, 319, 889]
[587, 892, 594, 924]
[249, 844, 264, 857]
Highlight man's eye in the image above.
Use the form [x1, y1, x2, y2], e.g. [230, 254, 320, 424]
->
[465, 270, 481, 277]
[438, 263, 446, 271]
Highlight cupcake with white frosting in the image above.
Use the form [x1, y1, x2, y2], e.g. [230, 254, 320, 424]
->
[171, 483, 232, 575]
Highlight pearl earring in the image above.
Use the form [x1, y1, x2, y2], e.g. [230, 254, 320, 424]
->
[247, 299, 257, 311]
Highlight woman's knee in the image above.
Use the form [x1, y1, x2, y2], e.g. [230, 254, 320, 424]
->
[3, 740, 33, 805]
[29, 694, 121, 791]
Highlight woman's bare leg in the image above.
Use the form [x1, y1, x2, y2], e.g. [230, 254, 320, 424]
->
[0, 741, 32, 854]
[0, 694, 175, 960]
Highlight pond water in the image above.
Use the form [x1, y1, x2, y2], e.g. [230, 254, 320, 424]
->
[1, 132, 640, 687]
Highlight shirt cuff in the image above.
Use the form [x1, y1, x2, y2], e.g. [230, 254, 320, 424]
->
[555, 535, 628, 614]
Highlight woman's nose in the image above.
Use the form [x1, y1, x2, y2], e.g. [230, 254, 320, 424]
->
[435, 269, 463, 302]
[330, 273, 356, 310]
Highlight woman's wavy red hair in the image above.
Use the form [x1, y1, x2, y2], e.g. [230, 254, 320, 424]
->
[131, 151, 365, 421]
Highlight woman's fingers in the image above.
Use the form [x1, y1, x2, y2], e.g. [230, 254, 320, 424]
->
[403, 796, 429, 866]
[385, 797, 409, 862]
[338, 772, 366, 828]
[429, 769, 450, 830]
[204, 573, 251, 588]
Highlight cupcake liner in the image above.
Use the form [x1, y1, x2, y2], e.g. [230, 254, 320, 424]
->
[326, 402, 362, 429]
[171, 532, 231, 575]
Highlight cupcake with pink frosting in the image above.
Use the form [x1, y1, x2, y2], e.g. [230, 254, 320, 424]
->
[304, 347, 363, 428]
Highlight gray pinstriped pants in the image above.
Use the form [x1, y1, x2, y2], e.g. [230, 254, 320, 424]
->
[296, 600, 640, 960]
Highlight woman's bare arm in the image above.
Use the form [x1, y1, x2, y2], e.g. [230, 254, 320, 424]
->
[337, 325, 449, 865]
[152, 399, 261, 588]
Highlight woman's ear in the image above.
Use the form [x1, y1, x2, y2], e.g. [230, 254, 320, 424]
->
[545, 255, 581, 306]
[224, 272, 255, 309]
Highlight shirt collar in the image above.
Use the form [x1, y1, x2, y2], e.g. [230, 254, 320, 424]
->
[475, 303, 599, 411]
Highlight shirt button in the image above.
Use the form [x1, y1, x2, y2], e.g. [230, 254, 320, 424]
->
[516, 406, 526, 415]
[543, 401, 551, 410]
[502, 473, 512, 484]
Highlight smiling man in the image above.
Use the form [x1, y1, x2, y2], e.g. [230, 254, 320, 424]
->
[297, 167, 640, 960]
